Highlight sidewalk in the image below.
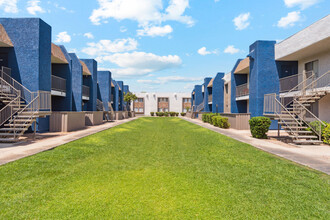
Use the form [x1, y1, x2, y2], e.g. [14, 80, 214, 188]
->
[0, 117, 137, 166]
[183, 117, 330, 175]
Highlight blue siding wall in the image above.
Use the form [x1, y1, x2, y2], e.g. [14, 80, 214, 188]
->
[0, 18, 51, 132]
[123, 85, 130, 110]
[51, 46, 73, 111]
[97, 71, 111, 111]
[193, 85, 203, 108]
[203, 78, 212, 112]
[230, 59, 243, 113]
[112, 80, 119, 111]
[212, 72, 225, 113]
[249, 41, 280, 129]
[68, 53, 82, 112]
[81, 59, 97, 111]
[117, 81, 124, 111]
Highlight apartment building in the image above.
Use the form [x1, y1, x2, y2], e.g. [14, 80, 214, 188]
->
[192, 15, 329, 143]
[0, 18, 131, 142]
[134, 93, 191, 116]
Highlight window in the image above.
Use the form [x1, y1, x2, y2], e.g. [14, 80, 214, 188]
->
[139, 108, 143, 113]
[138, 98, 144, 102]
[134, 107, 138, 112]
[305, 60, 318, 78]
[183, 98, 191, 103]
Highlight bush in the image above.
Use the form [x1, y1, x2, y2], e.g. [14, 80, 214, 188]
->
[175, 112, 179, 116]
[164, 112, 169, 117]
[202, 113, 219, 123]
[322, 124, 330, 145]
[170, 112, 176, 117]
[307, 121, 327, 138]
[157, 112, 164, 117]
[212, 116, 230, 129]
[150, 112, 154, 116]
[181, 112, 186, 116]
[249, 117, 271, 139]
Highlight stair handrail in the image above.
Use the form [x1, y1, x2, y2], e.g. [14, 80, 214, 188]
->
[0, 75, 20, 98]
[299, 70, 330, 95]
[0, 96, 21, 127]
[0, 67, 33, 104]
[292, 99, 325, 140]
[196, 101, 204, 112]
[270, 93, 303, 138]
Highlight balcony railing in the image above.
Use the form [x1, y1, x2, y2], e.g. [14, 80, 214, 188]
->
[208, 94, 212, 103]
[82, 85, 90, 98]
[51, 75, 66, 93]
[279, 74, 298, 93]
[236, 83, 249, 97]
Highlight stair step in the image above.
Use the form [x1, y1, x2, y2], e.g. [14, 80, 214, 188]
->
[0, 127, 28, 131]
[282, 126, 308, 129]
[0, 138, 19, 143]
[293, 140, 323, 145]
[279, 122, 300, 125]
[289, 135, 318, 139]
[0, 133, 18, 136]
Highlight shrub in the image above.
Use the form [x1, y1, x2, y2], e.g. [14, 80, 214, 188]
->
[307, 121, 327, 138]
[157, 112, 164, 117]
[164, 112, 169, 117]
[150, 112, 154, 116]
[212, 116, 230, 129]
[181, 112, 186, 116]
[170, 112, 176, 117]
[322, 123, 330, 145]
[249, 117, 271, 139]
[202, 113, 219, 124]
[175, 112, 179, 116]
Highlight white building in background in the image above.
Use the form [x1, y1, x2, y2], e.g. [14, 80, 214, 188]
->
[133, 93, 191, 116]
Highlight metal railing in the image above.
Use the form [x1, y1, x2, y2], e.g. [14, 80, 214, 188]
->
[97, 99, 104, 111]
[51, 75, 66, 93]
[236, 83, 249, 97]
[82, 85, 90, 98]
[280, 74, 299, 93]
[196, 101, 204, 112]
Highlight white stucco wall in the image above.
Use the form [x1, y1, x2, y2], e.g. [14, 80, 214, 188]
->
[134, 93, 191, 116]
[297, 51, 330, 76]
[319, 94, 330, 123]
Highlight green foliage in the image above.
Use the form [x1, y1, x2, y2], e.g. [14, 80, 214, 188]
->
[211, 116, 230, 129]
[156, 112, 164, 117]
[202, 113, 219, 123]
[249, 117, 271, 139]
[175, 112, 179, 116]
[181, 113, 186, 116]
[322, 123, 330, 145]
[307, 121, 328, 138]
[124, 92, 137, 103]
[150, 112, 154, 116]
[0, 118, 328, 219]
[170, 112, 176, 117]
[185, 106, 190, 113]
[164, 112, 169, 117]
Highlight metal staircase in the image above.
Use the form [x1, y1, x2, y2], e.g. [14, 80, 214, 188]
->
[264, 70, 330, 145]
[0, 67, 51, 143]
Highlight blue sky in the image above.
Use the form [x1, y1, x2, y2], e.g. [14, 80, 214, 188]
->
[0, 0, 329, 93]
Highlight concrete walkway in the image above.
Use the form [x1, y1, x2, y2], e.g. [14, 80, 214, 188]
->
[183, 117, 330, 175]
[0, 117, 137, 166]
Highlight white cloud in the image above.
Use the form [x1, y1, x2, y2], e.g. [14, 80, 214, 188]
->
[89, 0, 194, 27]
[214, 0, 220, 2]
[0, 0, 18, 13]
[120, 26, 128, 32]
[138, 76, 202, 84]
[284, 0, 319, 10]
[55, 32, 71, 43]
[82, 38, 138, 56]
[27, 0, 45, 15]
[84, 32, 94, 39]
[137, 25, 173, 37]
[100, 51, 182, 77]
[233, 12, 251, 30]
[277, 11, 302, 28]
[224, 45, 240, 54]
[197, 47, 218, 56]
[53, 3, 74, 13]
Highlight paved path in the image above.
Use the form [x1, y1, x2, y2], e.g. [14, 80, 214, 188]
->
[183, 117, 330, 175]
[0, 118, 137, 166]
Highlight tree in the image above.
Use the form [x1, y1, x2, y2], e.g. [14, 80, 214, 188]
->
[124, 92, 138, 111]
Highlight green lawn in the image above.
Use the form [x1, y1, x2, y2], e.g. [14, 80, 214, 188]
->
[0, 118, 329, 219]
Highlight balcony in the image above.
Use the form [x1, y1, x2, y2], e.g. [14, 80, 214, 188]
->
[208, 94, 212, 103]
[51, 75, 66, 97]
[280, 74, 298, 93]
[236, 83, 249, 98]
[82, 85, 90, 101]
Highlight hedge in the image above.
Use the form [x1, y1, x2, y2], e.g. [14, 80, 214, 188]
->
[322, 123, 330, 145]
[201, 113, 230, 129]
[150, 112, 154, 116]
[181, 113, 186, 116]
[249, 117, 271, 139]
